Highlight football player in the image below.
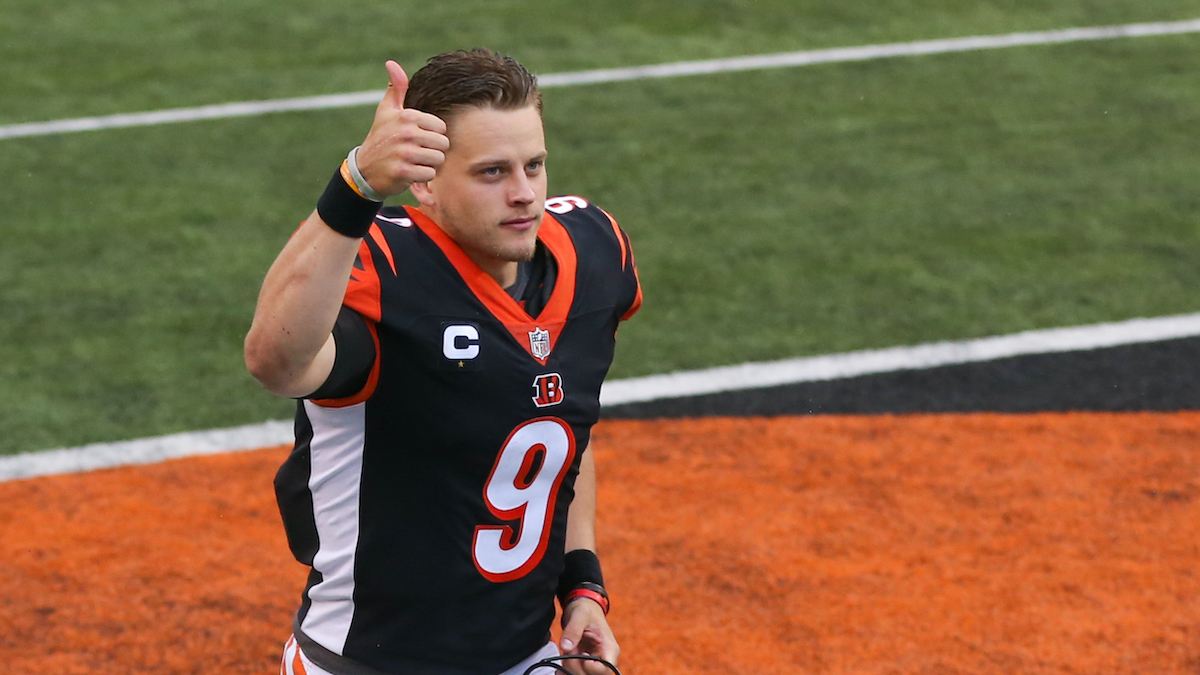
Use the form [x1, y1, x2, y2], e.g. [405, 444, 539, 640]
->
[245, 48, 640, 675]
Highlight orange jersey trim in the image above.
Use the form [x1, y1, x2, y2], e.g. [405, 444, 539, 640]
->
[367, 223, 398, 276]
[343, 233, 384, 323]
[622, 273, 643, 321]
[407, 208, 577, 365]
[602, 208, 629, 270]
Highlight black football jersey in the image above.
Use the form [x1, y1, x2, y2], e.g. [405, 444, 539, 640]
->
[274, 196, 641, 675]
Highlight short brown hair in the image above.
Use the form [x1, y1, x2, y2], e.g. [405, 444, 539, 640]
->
[404, 48, 542, 120]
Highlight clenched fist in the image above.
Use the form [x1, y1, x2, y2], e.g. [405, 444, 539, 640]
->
[355, 60, 450, 198]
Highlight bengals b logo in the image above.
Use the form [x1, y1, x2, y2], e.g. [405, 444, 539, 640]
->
[532, 373, 565, 408]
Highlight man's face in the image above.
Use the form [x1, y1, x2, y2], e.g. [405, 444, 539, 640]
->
[417, 104, 547, 284]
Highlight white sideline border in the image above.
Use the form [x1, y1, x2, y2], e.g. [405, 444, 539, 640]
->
[0, 421, 295, 482]
[3, 312, 1200, 481]
[1, 19, 1199, 140]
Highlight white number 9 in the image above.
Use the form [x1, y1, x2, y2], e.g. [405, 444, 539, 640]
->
[473, 418, 577, 582]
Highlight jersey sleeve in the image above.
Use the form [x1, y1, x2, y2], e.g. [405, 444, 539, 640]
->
[306, 306, 376, 401]
[308, 225, 389, 407]
[594, 203, 643, 322]
[611, 215, 643, 321]
[342, 228, 386, 323]
[546, 196, 643, 322]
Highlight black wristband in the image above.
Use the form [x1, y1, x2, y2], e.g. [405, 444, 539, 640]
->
[557, 549, 605, 605]
[316, 164, 382, 238]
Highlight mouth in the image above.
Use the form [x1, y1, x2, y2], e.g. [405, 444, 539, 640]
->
[500, 215, 538, 230]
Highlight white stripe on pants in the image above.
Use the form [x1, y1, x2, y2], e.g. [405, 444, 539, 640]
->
[502, 641, 562, 675]
[280, 636, 562, 675]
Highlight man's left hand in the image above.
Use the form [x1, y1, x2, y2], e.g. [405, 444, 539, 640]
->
[559, 598, 619, 675]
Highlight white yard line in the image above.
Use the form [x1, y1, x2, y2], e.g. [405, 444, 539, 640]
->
[3, 312, 1200, 481]
[2, 19, 1198, 140]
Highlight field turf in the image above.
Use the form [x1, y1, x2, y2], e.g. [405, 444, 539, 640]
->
[2, 2, 1200, 453]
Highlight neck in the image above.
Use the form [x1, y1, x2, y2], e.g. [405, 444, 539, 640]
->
[482, 258, 520, 289]
[418, 205, 520, 287]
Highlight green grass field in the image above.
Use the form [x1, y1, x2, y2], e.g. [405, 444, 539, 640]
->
[3, 1, 1200, 454]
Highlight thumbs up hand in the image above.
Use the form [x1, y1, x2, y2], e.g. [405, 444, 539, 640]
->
[354, 60, 450, 198]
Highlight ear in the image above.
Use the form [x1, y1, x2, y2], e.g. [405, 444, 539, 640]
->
[409, 180, 435, 208]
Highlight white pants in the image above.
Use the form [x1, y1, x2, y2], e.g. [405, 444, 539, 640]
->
[281, 635, 561, 675]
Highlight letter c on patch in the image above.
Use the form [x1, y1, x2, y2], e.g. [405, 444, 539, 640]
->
[443, 324, 480, 360]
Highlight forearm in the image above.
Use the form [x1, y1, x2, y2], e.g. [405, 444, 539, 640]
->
[560, 450, 620, 668]
[244, 209, 362, 398]
[565, 449, 597, 552]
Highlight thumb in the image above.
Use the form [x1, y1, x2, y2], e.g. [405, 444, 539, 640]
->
[560, 612, 586, 654]
[383, 60, 409, 109]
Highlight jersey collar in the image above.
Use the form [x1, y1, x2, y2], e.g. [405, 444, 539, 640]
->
[405, 207, 577, 365]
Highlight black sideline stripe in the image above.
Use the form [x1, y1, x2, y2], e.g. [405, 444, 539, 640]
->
[601, 336, 1200, 417]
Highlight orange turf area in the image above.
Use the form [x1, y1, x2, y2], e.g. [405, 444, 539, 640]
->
[2, 413, 1198, 674]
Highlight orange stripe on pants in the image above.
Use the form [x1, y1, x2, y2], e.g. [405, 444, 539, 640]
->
[281, 635, 310, 675]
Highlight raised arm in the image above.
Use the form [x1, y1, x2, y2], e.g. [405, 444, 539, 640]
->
[244, 61, 448, 398]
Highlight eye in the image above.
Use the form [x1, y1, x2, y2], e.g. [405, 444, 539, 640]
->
[526, 160, 543, 173]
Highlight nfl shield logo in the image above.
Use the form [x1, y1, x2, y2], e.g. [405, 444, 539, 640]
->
[529, 328, 551, 360]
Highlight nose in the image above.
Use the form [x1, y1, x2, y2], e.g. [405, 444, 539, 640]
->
[509, 172, 535, 206]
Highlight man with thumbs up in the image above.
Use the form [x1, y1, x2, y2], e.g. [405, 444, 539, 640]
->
[246, 49, 641, 675]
